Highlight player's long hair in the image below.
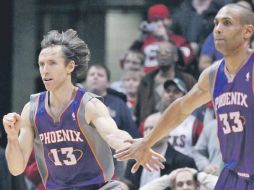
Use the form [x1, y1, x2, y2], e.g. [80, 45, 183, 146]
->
[41, 29, 90, 84]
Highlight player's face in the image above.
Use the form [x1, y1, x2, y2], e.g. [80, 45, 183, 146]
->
[123, 53, 142, 71]
[175, 171, 196, 190]
[213, 6, 245, 55]
[85, 66, 109, 95]
[38, 46, 74, 91]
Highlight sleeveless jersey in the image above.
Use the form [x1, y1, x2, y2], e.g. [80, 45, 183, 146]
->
[29, 87, 114, 189]
[212, 53, 254, 175]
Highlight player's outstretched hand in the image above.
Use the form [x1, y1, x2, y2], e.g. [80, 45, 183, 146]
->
[114, 138, 166, 173]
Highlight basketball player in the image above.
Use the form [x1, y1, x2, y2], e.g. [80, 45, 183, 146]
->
[115, 4, 254, 190]
[2, 29, 165, 190]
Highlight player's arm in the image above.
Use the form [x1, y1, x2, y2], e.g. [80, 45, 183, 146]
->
[115, 66, 213, 169]
[85, 98, 133, 150]
[3, 103, 34, 175]
[85, 97, 165, 172]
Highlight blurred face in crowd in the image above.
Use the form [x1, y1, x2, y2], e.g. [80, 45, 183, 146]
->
[122, 71, 142, 97]
[161, 84, 184, 108]
[157, 42, 178, 69]
[122, 52, 143, 71]
[174, 171, 196, 190]
[162, 17, 172, 28]
[86, 66, 108, 96]
[151, 20, 169, 38]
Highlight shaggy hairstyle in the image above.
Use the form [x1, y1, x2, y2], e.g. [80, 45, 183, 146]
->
[40, 29, 90, 83]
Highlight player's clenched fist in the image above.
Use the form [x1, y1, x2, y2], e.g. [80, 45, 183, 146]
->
[2, 113, 21, 139]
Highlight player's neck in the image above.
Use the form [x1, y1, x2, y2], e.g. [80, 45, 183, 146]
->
[48, 82, 77, 108]
[224, 48, 252, 75]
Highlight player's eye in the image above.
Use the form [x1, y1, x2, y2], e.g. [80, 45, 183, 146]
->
[223, 20, 231, 26]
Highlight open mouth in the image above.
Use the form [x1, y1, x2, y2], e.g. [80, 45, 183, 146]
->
[215, 38, 224, 41]
[43, 78, 53, 82]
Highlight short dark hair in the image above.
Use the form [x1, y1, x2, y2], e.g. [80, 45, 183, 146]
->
[224, 3, 254, 25]
[40, 29, 90, 83]
[87, 64, 111, 81]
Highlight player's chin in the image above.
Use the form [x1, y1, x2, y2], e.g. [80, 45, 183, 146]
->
[43, 84, 53, 91]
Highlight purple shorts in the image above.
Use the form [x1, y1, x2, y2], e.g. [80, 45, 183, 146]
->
[215, 168, 254, 190]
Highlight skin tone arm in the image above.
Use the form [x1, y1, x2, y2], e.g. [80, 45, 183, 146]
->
[85, 98, 165, 171]
[115, 66, 213, 172]
[85, 98, 134, 150]
[2, 103, 35, 175]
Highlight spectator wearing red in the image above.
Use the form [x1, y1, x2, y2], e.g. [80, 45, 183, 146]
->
[139, 4, 194, 72]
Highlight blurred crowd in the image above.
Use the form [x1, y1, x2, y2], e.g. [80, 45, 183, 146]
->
[1, 0, 254, 189]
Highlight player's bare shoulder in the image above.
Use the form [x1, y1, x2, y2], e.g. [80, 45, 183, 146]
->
[84, 95, 107, 125]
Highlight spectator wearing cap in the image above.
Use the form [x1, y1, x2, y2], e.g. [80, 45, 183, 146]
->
[130, 3, 195, 73]
[138, 77, 197, 157]
[162, 78, 197, 157]
[135, 41, 196, 127]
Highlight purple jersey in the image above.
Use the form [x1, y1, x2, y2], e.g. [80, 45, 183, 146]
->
[30, 87, 114, 190]
[212, 53, 254, 175]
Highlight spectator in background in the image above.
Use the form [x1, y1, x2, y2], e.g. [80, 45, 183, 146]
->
[192, 120, 223, 176]
[198, 33, 223, 72]
[122, 70, 144, 122]
[140, 167, 218, 190]
[162, 79, 197, 157]
[124, 109, 196, 189]
[140, 78, 199, 156]
[118, 179, 138, 190]
[111, 49, 144, 94]
[131, 4, 194, 73]
[171, 0, 219, 55]
[135, 41, 196, 126]
[83, 64, 140, 138]
[24, 150, 46, 190]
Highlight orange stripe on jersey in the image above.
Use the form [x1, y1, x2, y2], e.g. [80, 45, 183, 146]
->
[34, 94, 49, 186]
[76, 100, 107, 182]
[33, 95, 40, 129]
[252, 65, 254, 95]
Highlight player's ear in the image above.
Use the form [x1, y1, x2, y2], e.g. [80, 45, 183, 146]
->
[66, 60, 75, 73]
[243, 24, 254, 40]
